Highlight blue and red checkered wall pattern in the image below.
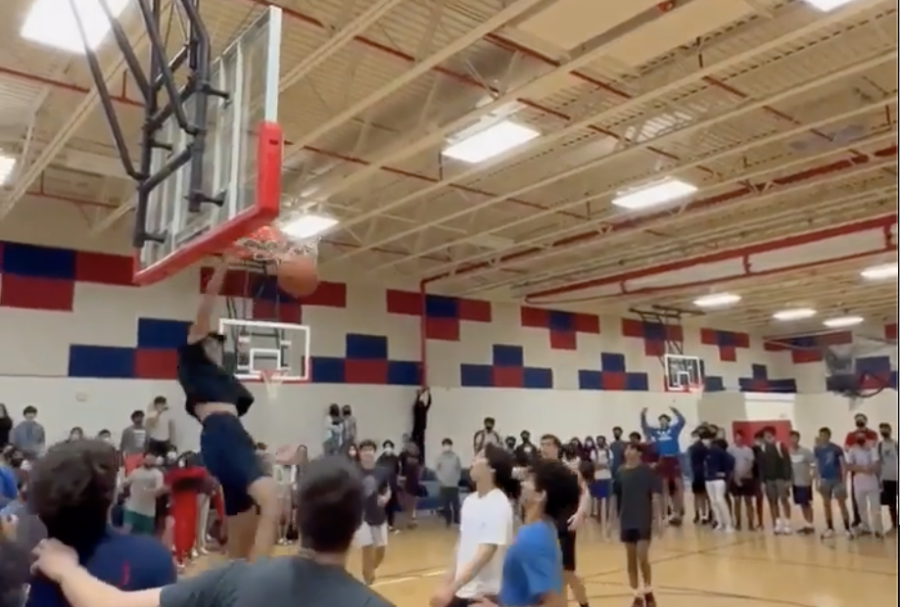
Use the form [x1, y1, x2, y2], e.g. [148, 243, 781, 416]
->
[0, 241, 895, 392]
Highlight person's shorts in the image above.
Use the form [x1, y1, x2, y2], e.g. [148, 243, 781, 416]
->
[590, 479, 612, 499]
[657, 457, 681, 481]
[881, 480, 897, 505]
[792, 485, 813, 506]
[146, 438, 172, 458]
[763, 479, 789, 501]
[200, 413, 263, 516]
[620, 528, 651, 544]
[818, 478, 847, 500]
[354, 522, 388, 547]
[691, 478, 706, 495]
[730, 479, 756, 497]
[558, 527, 577, 571]
[124, 510, 156, 535]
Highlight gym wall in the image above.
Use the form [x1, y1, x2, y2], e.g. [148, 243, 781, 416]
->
[0, 203, 896, 455]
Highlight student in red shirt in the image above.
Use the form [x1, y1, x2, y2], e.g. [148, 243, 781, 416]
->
[844, 413, 878, 528]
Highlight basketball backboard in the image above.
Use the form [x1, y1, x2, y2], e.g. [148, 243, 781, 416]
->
[220, 318, 310, 382]
[134, 7, 284, 284]
[664, 354, 702, 392]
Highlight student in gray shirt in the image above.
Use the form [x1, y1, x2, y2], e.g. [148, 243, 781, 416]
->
[616, 443, 660, 606]
[877, 423, 898, 529]
[788, 431, 815, 534]
[31, 456, 395, 607]
[10, 406, 44, 458]
[434, 438, 462, 526]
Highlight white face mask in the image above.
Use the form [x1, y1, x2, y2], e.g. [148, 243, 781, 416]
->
[383, 447, 393, 455]
[443, 445, 452, 452]
[166, 452, 177, 462]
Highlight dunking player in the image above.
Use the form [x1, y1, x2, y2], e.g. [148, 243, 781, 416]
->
[176, 260, 279, 560]
[640, 407, 685, 523]
[539, 435, 591, 607]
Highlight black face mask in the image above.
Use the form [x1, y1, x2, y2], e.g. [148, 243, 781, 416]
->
[505, 439, 516, 449]
[881, 430, 891, 438]
[856, 420, 866, 428]
[612, 431, 622, 440]
[485, 424, 494, 432]
[521, 433, 530, 443]
[342, 409, 352, 416]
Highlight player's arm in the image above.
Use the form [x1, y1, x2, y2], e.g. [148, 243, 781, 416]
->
[573, 468, 590, 521]
[670, 407, 686, 432]
[639, 408, 652, 435]
[188, 260, 229, 343]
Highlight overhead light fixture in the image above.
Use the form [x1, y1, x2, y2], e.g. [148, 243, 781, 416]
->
[0, 154, 16, 186]
[860, 262, 897, 280]
[21, 0, 130, 54]
[442, 120, 540, 164]
[802, 0, 858, 11]
[823, 315, 864, 328]
[279, 212, 337, 240]
[693, 293, 741, 308]
[612, 177, 697, 210]
[772, 308, 816, 321]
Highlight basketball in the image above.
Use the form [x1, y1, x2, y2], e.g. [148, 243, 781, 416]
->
[277, 256, 318, 297]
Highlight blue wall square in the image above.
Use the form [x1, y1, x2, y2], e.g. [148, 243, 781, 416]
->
[522, 367, 553, 389]
[345, 334, 388, 359]
[751, 364, 767, 380]
[137, 318, 191, 349]
[2, 243, 76, 279]
[642, 322, 665, 341]
[578, 370, 602, 390]
[425, 295, 457, 318]
[768, 379, 797, 393]
[68, 345, 135, 378]
[856, 356, 891, 375]
[600, 352, 626, 372]
[492, 344, 524, 367]
[460, 364, 493, 387]
[704, 376, 725, 392]
[387, 360, 419, 385]
[547, 310, 573, 331]
[624, 372, 649, 391]
[311, 356, 345, 383]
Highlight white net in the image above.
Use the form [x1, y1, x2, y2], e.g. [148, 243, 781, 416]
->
[260, 369, 285, 400]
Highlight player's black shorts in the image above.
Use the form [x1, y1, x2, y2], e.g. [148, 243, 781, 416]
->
[620, 528, 652, 543]
[691, 479, 706, 495]
[200, 412, 263, 516]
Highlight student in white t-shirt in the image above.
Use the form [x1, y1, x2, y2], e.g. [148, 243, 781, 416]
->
[430, 444, 518, 607]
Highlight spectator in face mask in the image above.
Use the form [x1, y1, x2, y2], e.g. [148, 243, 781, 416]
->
[324, 405, 344, 456]
[97, 430, 112, 444]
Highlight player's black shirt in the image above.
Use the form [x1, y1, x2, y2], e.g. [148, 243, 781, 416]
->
[177, 342, 253, 418]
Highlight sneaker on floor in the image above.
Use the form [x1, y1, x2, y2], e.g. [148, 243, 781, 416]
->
[644, 592, 657, 607]
[630, 596, 645, 607]
[820, 529, 835, 539]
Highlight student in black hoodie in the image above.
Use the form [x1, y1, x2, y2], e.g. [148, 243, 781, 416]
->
[376, 441, 400, 530]
[686, 430, 709, 523]
[411, 388, 431, 459]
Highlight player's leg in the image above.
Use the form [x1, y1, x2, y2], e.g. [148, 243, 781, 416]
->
[621, 531, 641, 606]
[777, 481, 793, 533]
[356, 523, 377, 584]
[636, 536, 655, 607]
[371, 523, 388, 573]
[560, 531, 589, 607]
[763, 481, 780, 532]
[819, 481, 836, 537]
[794, 485, 814, 533]
[882, 479, 898, 531]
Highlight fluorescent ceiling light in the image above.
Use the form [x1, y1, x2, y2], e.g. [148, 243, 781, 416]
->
[21, 0, 130, 54]
[772, 308, 816, 321]
[442, 120, 539, 164]
[802, 0, 857, 11]
[823, 315, 864, 328]
[860, 262, 897, 280]
[693, 293, 741, 308]
[612, 177, 697, 210]
[0, 154, 16, 186]
[280, 213, 337, 240]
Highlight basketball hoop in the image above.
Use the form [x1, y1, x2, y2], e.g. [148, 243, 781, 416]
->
[259, 369, 286, 400]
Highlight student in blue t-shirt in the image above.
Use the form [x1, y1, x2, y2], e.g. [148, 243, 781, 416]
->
[813, 427, 851, 536]
[474, 458, 578, 607]
[0, 454, 16, 508]
[25, 440, 176, 607]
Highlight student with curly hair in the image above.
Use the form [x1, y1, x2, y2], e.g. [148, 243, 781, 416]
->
[24, 439, 176, 607]
[31, 456, 394, 607]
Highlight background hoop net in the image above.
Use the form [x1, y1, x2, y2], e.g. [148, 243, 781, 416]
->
[260, 369, 286, 400]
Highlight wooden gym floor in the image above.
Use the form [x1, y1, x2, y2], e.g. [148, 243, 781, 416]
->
[192, 519, 897, 606]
